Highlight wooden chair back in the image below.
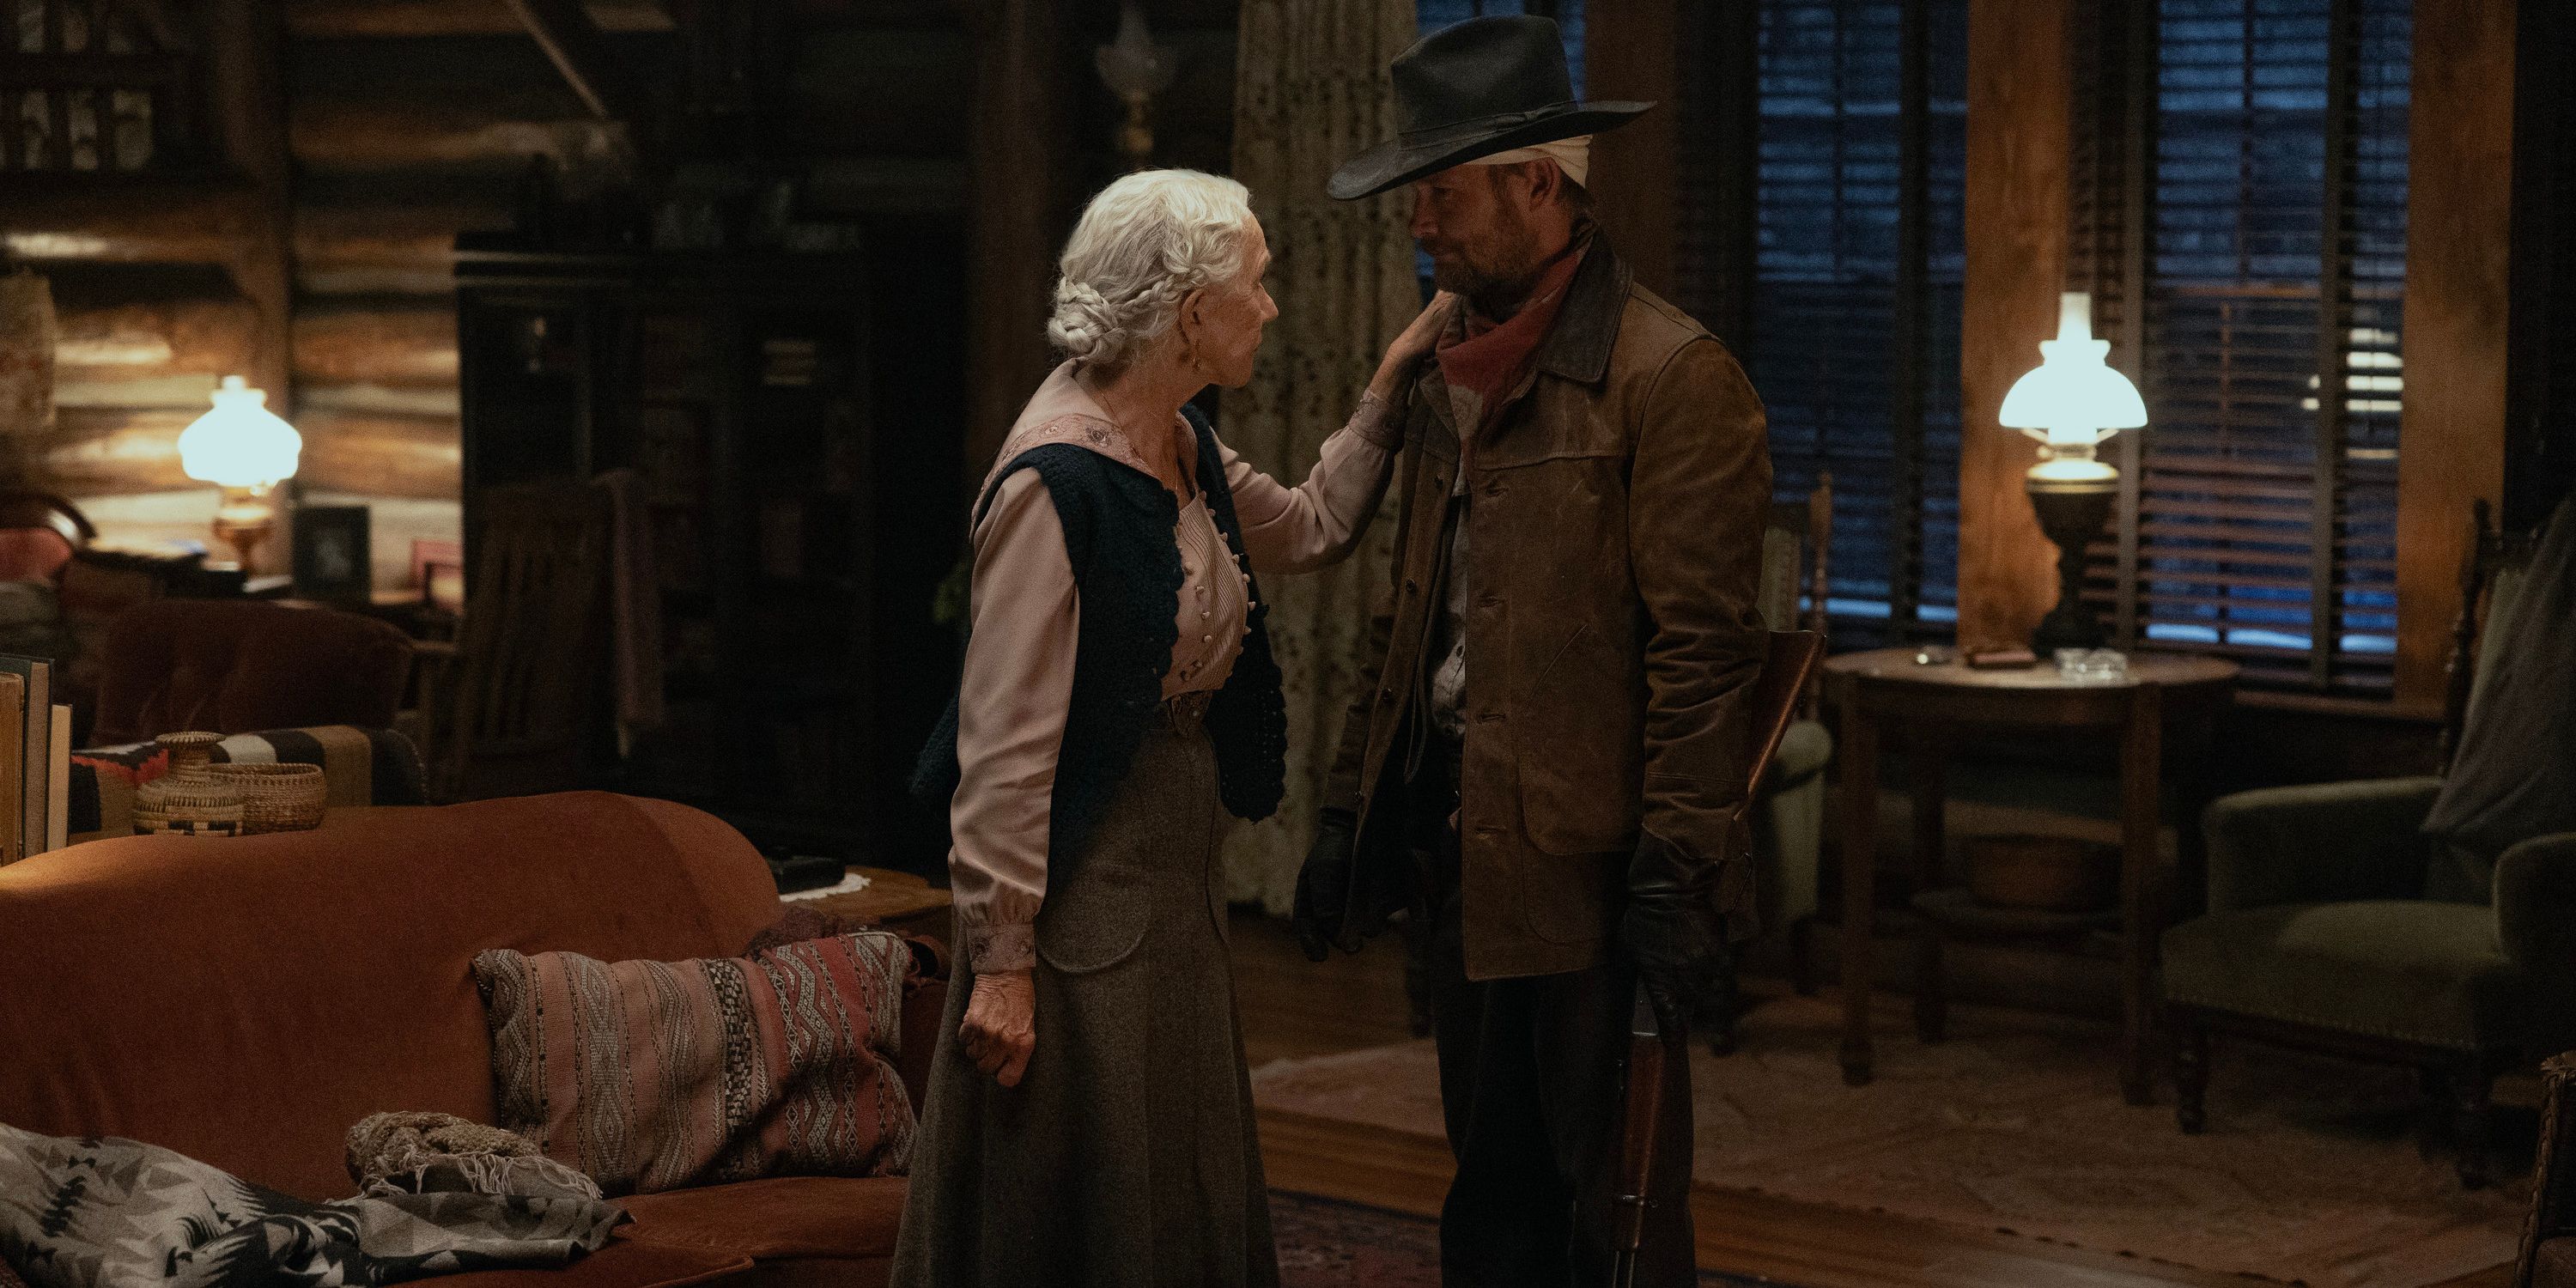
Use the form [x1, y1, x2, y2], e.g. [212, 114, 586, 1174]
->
[1744, 629, 1826, 800]
[2442, 499, 2541, 772]
[1763, 475, 1833, 719]
[429, 482, 611, 799]
[0, 489, 91, 582]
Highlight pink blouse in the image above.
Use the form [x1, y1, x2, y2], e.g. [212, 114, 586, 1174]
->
[949, 361, 1400, 972]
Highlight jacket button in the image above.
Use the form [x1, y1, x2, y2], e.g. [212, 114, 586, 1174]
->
[1403, 579, 1419, 594]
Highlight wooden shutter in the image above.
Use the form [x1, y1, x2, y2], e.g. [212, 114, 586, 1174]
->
[1696, 0, 1967, 646]
[2075, 0, 2411, 696]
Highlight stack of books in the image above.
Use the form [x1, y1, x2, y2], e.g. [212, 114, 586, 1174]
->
[0, 654, 70, 865]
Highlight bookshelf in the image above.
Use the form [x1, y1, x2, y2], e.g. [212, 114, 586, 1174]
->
[453, 242, 900, 858]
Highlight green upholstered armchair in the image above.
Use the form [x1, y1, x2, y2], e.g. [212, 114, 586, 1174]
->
[2163, 504, 2569, 1188]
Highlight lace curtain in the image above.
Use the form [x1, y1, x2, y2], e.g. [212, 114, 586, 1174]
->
[1219, 0, 1423, 913]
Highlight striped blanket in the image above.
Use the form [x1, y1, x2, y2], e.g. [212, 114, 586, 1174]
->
[69, 726, 428, 842]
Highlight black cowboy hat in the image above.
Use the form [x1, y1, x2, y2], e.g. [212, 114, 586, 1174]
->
[1327, 15, 1653, 202]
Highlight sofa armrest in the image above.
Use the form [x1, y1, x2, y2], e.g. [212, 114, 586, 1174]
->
[2203, 777, 2442, 913]
[2496, 833, 2576, 974]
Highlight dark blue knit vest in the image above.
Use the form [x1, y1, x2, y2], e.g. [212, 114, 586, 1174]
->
[913, 404, 1288, 872]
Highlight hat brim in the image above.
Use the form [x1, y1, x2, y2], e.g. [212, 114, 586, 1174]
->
[1327, 100, 1653, 201]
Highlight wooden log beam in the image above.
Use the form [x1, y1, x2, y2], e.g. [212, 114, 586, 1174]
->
[1955, 0, 2071, 648]
[960, 0, 1075, 492]
[4, 183, 268, 266]
[501, 0, 633, 121]
[44, 408, 197, 493]
[294, 410, 463, 499]
[291, 302, 460, 386]
[2395, 0, 2515, 714]
[204, 0, 297, 414]
[295, 199, 504, 295]
[55, 294, 262, 386]
[288, 37, 622, 180]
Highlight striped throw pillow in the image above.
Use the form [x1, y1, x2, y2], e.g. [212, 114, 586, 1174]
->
[471, 932, 914, 1195]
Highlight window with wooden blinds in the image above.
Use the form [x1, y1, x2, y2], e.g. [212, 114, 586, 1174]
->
[1682, 0, 1969, 646]
[2072, 0, 2410, 696]
[0, 0, 198, 175]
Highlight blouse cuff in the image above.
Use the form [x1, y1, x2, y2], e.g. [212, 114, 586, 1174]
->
[1349, 389, 1401, 451]
[965, 922, 1038, 975]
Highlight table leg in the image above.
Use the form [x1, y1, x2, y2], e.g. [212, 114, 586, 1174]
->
[1839, 692, 1880, 1087]
[2118, 683, 2164, 1106]
[1909, 726, 1948, 899]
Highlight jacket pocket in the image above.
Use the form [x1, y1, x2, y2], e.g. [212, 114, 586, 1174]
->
[1035, 851, 1152, 975]
[1515, 620, 1643, 855]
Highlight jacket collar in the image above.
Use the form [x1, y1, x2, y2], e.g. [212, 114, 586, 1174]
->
[1533, 230, 1631, 385]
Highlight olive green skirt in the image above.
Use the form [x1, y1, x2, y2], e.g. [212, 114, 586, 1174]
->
[891, 713, 1278, 1288]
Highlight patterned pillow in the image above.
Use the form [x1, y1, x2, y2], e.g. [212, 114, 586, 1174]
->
[471, 933, 914, 1196]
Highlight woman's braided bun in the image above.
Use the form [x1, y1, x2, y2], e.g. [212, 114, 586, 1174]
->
[1047, 169, 1254, 371]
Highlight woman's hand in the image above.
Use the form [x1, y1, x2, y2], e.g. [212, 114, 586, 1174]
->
[960, 969, 1036, 1087]
[1368, 292, 1460, 399]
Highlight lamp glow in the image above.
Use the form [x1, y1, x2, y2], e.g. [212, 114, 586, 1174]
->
[179, 376, 301, 489]
[177, 376, 301, 569]
[2000, 292, 2146, 483]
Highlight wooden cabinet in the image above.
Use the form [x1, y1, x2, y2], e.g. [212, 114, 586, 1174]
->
[455, 241, 889, 854]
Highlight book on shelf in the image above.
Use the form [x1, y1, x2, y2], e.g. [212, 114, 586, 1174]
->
[0, 672, 21, 865]
[0, 654, 50, 858]
[46, 705, 69, 854]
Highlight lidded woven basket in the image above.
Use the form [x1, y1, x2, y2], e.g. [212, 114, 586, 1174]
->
[211, 762, 327, 835]
[132, 731, 242, 837]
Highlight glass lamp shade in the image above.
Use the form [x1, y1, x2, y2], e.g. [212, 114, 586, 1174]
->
[1999, 292, 2147, 454]
[178, 375, 301, 489]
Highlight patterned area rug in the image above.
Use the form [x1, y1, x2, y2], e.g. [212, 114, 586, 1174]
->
[1270, 1192, 1779, 1287]
[1253, 994, 2527, 1288]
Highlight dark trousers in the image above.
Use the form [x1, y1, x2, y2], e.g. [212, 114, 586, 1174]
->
[1407, 744, 1698, 1288]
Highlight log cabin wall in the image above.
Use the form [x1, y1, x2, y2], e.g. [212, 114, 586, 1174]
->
[3, 0, 1030, 586]
[279, 0, 649, 586]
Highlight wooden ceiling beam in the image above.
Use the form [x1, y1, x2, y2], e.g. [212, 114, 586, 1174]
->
[501, 0, 633, 121]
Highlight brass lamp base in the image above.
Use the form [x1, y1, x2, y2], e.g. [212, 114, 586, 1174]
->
[2026, 471, 2115, 653]
[210, 484, 278, 570]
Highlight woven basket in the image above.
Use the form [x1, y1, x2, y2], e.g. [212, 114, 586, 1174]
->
[133, 732, 242, 837]
[212, 762, 327, 835]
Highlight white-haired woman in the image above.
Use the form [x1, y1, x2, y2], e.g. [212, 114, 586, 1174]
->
[896, 170, 1450, 1286]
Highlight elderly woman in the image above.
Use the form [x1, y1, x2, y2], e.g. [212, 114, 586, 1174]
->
[896, 170, 1449, 1286]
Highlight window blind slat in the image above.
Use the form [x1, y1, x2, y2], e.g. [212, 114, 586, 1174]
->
[2075, 0, 2409, 697]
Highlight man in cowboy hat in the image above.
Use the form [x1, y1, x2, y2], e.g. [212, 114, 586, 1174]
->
[1293, 15, 1772, 1285]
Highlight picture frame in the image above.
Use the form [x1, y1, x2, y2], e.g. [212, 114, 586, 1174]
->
[410, 538, 464, 613]
[291, 505, 372, 605]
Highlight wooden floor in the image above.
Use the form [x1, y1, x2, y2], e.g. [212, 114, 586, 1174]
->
[1228, 910, 2514, 1288]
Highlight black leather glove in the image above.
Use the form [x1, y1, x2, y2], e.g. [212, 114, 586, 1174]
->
[1619, 829, 1728, 1035]
[1294, 806, 1416, 963]
[1292, 808, 1360, 962]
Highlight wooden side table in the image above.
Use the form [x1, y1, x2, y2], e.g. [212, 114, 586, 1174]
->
[1826, 648, 2237, 1103]
[794, 866, 952, 942]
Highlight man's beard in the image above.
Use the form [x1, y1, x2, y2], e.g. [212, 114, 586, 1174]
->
[1429, 203, 1546, 317]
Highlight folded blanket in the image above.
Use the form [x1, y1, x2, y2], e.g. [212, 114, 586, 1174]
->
[346, 1113, 601, 1204]
[0, 1121, 623, 1288]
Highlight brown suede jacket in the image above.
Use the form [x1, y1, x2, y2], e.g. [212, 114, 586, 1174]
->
[1322, 235, 1773, 981]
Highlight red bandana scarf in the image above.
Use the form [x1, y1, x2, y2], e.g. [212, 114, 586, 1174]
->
[1433, 240, 1588, 442]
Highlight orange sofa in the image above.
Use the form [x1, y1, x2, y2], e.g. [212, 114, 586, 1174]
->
[0, 792, 946, 1287]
